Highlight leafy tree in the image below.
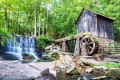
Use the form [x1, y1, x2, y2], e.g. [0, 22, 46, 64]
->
[0, 0, 119, 42]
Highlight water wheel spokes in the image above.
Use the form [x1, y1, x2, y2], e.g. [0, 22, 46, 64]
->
[80, 36, 95, 55]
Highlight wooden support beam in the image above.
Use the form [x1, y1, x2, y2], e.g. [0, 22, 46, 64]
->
[74, 37, 81, 56]
[55, 33, 90, 43]
[62, 41, 69, 52]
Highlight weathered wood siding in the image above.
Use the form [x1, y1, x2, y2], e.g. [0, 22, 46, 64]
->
[76, 10, 98, 36]
[76, 9, 114, 40]
[97, 15, 114, 40]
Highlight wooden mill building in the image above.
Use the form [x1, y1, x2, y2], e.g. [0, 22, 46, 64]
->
[76, 8, 114, 40]
[55, 8, 115, 56]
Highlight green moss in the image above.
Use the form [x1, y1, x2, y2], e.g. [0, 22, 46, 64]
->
[51, 52, 60, 60]
[100, 62, 120, 68]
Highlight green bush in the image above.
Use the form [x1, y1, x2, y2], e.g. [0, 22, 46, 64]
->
[36, 35, 54, 50]
[0, 28, 12, 46]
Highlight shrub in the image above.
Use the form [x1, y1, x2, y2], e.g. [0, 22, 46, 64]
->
[36, 35, 54, 50]
[0, 28, 12, 46]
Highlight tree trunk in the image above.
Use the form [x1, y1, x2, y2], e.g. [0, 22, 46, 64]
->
[4, 7, 7, 30]
[34, 0, 37, 36]
[46, 8, 48, 34]
[38, 15, 41, 36]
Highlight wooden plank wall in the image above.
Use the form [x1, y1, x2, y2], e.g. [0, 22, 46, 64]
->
[97, 16, 114, 40]
[76, 10, 97, 36]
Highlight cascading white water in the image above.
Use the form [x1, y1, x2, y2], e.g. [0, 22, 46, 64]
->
[5, 34, 38, 60]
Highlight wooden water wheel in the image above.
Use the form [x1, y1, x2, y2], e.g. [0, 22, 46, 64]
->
[80, 36, 96, 55]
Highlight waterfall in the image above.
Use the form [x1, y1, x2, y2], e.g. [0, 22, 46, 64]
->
[5, 34, 38, 60]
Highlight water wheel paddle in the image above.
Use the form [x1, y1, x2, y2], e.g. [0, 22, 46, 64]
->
[80, 36, 95, 55]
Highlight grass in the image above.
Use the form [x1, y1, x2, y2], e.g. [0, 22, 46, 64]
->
[100, 62, 120, 68]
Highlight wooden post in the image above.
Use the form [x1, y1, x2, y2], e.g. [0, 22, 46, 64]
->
[74, 37, 80, 56]
[62, 40, 69, 52]
[81, 43, 88, 56]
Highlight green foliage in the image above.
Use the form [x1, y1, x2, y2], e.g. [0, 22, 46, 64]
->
[69, 41, 76, 53]
[0, 28, 12, 45]
[101, 62, 120, 68]
[36, 35, 54, 50]
[0, 0, 120, 41]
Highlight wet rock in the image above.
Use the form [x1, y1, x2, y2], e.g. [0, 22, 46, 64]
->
[3, 52, 22, 60]
[0, 56, 4, 60]
[41, 55, 55, 61]
[66, 65, 79, 75]
[22, 53, 36, 60]
[85, 68, 93, 73]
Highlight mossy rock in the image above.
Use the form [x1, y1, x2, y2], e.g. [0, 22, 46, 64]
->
[22, 53, 35, 60]
[51, 52, 60, 60]
[66, 66, 79, 75]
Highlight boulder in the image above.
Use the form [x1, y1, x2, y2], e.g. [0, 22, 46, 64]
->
[0, 63, 41, 80]
[22, 53, 36, 60]
[0, 61, 56, 80]
[49, 69, 56, 77]
[54, 60, 66, 69]
[80, 58, 101, 66]
[64, 55, 72, 65]
[66, 65, 79, 75]
[85, 68, 93, 73]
